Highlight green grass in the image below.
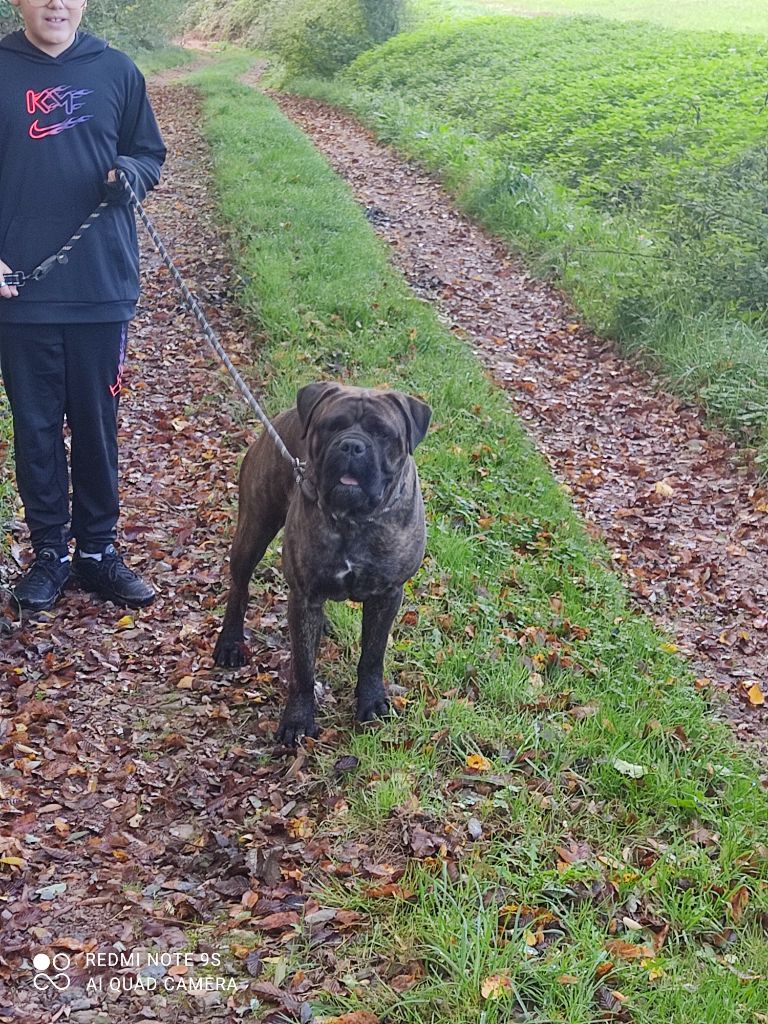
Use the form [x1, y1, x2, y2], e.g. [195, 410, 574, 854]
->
[192, 55, 768, 1022]
[281, 15, 768, 464]
[410, 0, 768, 36]
[134, 46, 196, 76]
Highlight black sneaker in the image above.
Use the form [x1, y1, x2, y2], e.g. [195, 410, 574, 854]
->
[13, 549, 71, 612]
[72, 544, 155, 608]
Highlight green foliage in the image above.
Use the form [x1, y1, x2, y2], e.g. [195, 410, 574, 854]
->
[187, 0, 406, 74]
[83, 0, 186, 52]
[409, 0, 768, 36]
[0, 11, 16, 36]
[361, 0, 406, 42]
[182, 0, 277, 46]
[271, 0, 373, 77]
[331, 15, 768, 458]
[0, 0, 185, 51]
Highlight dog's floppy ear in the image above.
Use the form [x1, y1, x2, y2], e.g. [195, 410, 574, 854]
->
[296, 382, 342, 437]
[385, 391, 432, 453]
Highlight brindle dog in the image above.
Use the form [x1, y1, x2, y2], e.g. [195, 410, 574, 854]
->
[214, 382, 431, 745]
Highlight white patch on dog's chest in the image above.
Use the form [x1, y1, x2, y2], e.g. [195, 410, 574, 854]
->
[335, 559, 356, 582]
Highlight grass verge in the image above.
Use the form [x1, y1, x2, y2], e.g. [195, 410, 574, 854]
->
[282, 15, 768, 466]
[135, 45, 197, 76]
[192, 56, 768, 1023]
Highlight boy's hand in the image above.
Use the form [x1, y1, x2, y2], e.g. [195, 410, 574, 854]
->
[103, 167, 132, 205]
[0, 259, 18, 299]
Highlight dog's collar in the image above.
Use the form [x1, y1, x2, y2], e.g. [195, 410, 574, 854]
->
[299, 472, 410, 526]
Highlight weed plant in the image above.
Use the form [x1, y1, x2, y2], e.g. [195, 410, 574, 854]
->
[0, 392, 11, 546]
[192, 56, 768, 1022]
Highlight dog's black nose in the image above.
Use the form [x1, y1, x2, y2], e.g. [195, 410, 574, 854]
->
[339, 436, 367, 456]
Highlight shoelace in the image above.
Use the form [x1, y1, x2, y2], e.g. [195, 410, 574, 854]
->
[102, 554, 135, 583]
[29, 555, 68, 583]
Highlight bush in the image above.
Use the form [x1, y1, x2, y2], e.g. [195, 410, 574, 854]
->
[183, 0, 276, 46]
[271, 0, 373, 77]
[83, 0, 186, 51]
[361, 0, 406, 43]
[187, 0, 406, 75]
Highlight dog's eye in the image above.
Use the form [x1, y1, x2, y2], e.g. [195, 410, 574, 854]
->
[327, 416, 353, 432]
[366, 421, 394, 440]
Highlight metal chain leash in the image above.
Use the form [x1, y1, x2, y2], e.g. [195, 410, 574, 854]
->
[0, 172, 307, 489]
[0, 201, 109, 289]
[118, 171, 306, 488]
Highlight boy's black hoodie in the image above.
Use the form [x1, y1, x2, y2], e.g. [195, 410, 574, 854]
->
[0, 30, 166, 323]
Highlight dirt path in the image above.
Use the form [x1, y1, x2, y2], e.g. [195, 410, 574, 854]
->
[0, 85, 357, 1024]
[261, 89, 768, 762]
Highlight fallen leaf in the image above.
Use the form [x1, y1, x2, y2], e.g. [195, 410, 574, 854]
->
[0, 856, 26, 869]
[744, 681, 765, 706]
[367, 883, 415, 900]
[481, 974, 512, 999]
[605, 939, 654, 961]
[36, 882, 67, 900]
[729, 885, 750, 922]
[595, 985, 624, 1012]
[252, 911, 300, 932]
[466, 753, 492, 772]
[323, 1014, 379, 1024]
[612, 758, 647, 779]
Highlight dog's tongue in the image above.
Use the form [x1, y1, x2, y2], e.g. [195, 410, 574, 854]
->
[340, 474, 359, 486]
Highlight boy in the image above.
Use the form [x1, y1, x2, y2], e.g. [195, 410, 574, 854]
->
[0, 0, 166, 611]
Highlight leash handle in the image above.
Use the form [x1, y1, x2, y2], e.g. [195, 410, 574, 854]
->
[116, 171, 306, 488]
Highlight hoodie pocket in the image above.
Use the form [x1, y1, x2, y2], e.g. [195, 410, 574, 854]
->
[1, 211, 137, 305]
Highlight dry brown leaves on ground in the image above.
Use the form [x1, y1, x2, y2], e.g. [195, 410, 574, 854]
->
[0, 84, 387, 1024]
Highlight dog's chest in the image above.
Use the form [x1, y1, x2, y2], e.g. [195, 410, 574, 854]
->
[317, 549, 383, 601]
[295, 522, 397, 601]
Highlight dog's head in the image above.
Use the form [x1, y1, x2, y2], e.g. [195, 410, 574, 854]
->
[296, 382, 431, 516]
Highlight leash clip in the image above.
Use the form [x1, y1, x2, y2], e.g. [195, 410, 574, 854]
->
[0, 271, 27, 289]
[31, 253, 65, 282]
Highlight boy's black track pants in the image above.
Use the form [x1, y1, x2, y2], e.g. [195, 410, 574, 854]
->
[0, 321, 128, 554]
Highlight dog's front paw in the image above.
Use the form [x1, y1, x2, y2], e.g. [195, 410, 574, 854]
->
[356, 689, 390, 723]
[276, 703, 318, 748]
[213, 632, 249, 668]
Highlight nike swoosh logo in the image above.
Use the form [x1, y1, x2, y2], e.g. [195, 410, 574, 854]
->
[29, 114, 93, 139]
